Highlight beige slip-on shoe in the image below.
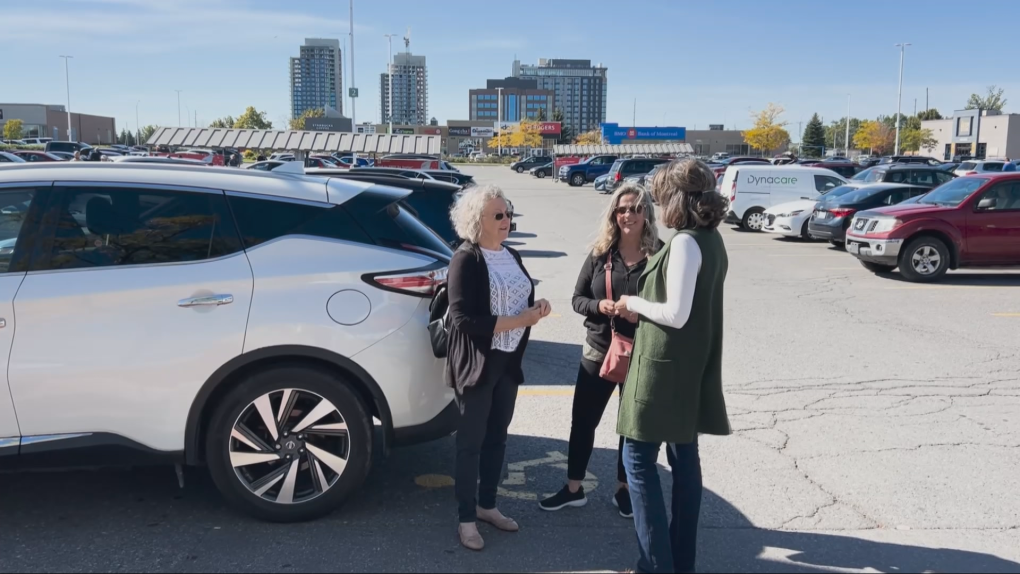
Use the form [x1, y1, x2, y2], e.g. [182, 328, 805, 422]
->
[459, 523, 484, 551]
[476, 507, 520, 532]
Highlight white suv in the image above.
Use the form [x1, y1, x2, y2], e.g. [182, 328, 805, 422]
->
[0, 162, 456, 522]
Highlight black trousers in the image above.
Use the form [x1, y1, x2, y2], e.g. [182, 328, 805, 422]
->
[455, 351, 519, 523]
[568, 357, 626, 484]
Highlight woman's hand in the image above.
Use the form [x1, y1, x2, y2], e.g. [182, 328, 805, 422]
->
[536, 299, 553, 317]
[619, 309, 639, 323]
[598, 299, 618, 316]
[519, 306, 544, 327]
[613, 295, 631, 314]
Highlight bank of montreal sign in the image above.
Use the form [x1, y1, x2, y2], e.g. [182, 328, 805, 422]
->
[600, 123, 686, 144]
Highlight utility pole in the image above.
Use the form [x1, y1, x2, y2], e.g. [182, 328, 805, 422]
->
[135, 100, 140, 145]
[633, 98, 637, 128]
[926, 87, 929, 114]
[894, 43, 910, 156]
[384, 34, 396, 133]
[59, 56, 73, 141]
[175, 90, 183, 127]
[349, 0, 356, 127]
[496, 87, 504, 157]
[845, 94, 851, 155]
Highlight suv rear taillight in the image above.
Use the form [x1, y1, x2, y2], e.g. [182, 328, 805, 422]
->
[961, 171, 977, 176]
[365, 265, 447, 297]
[615, 172, 622, 181]
[730, 180, 738, 202]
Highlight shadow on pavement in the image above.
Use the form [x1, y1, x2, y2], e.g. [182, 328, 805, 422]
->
[521, 340, 582, 386]
[516, 250, 568, 259]
[1, 435, 1018, 573]
[879, 271, 1020, 287]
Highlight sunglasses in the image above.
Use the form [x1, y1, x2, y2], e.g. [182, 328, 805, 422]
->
[614, 205, 645, 216]
[493, 211, 514, 221]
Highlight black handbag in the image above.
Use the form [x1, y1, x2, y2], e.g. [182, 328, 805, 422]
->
[428, 284, 450, 358]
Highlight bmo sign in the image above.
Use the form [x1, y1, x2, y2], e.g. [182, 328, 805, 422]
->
[601, 122, 686, 144]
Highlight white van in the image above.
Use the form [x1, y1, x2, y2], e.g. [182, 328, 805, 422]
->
[721, 166, 848, 231]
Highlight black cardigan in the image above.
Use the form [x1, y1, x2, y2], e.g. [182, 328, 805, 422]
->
[446, 242, 536, 393]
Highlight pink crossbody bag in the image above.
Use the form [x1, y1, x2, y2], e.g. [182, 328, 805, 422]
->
[598, 256, 634, 384]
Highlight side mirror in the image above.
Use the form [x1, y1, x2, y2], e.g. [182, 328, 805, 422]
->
[977, 197, 998, 210]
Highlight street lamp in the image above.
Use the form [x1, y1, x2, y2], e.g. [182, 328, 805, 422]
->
[59, 56, 73, 141]
[496, 87, 504, 157]
[175, 90, 183, 127]
[384, 34, 397, 133]
[135, 100, 141, 145]
[894, 43, 911, 156]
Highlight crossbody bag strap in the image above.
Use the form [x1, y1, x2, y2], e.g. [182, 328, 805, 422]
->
[604, 253, 617, 333]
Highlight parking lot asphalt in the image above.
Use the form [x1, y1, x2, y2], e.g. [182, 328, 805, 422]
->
[2, 165, 1019, 573]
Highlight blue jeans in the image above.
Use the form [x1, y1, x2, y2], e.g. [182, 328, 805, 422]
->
[623, 437, 702, 574]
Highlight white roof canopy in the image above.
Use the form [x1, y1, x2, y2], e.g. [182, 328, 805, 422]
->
[145, 127, 441, 154]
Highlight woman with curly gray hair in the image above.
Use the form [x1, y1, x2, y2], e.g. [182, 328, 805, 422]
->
[612, 159, 731, 573]
[446, 184, 552, 551]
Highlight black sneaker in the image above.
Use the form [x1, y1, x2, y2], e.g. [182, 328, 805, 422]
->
[613, 488, 634, 518]
[539, 485, 587, 511]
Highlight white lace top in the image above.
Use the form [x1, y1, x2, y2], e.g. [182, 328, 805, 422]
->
[481, 247, 532, 352]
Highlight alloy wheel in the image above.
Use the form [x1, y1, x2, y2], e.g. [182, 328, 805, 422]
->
[911, 245, 941, 276]
[230, 389, 350, 505]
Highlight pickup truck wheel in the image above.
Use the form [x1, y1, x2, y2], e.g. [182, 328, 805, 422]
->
[899, 237, 949, 282]
[570, 173, 586, 187]
[741, 208, 765, 232]
[516, 166, 525, 174]
[860, 260, 896, 273]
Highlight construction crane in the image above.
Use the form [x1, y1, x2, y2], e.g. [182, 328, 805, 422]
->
[403, 27, 411, 51]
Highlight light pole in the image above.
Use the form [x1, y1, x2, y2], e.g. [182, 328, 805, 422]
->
[135, 100, 140, 145]
[175, 90, 183, 127]
[59, 56, 73, 141]
[845, 94, 851, 156]
[384, 33, 397, 133]
[349, 0, 356, 127]
[894, 43, 910, 156]
[496, 87, 504, 157]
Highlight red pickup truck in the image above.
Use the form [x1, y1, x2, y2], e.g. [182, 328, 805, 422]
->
[845, 173, 1020, 282]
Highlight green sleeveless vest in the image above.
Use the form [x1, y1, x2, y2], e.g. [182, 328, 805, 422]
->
[616, 228, 731, 445]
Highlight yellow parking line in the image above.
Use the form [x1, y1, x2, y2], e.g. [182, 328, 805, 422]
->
[992, 313, 1020, 317]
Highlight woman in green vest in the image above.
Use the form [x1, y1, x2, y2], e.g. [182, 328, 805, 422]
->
[613, 158, 731, 574]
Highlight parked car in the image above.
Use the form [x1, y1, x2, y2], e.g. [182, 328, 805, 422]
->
[763, 185, 860, 239]
[12, 151, 64, 162]
[559, 155, 619, 186]
[2, 140, 28, 146]
[269, 152, 296, 161]
[244, 160, 287, 171]
[605, 158, 670, 192]
[47, 151, 76, 161]
[0, 161, 456, 522]
[878, 156, 942, 166]
[808, 183, 931, 246]
[846, 174, 1020, 281]
[422, 170, 475, 187]
[710, 156, 772, 177]
[111, 156, 209, 166]
[721, 166, 848, 231]
[305, 169, 464, 245]
[798, 157, 860, 178]
[20, 138, 52, 145]
[330, 154, 372, 168]
[304, 157, 338, 168]
[45, 141, 92, 154]
[593, 174, 609, 192]
[348, 167, 434, 180]
[938, 162, 960, 172]
[0, 152, 27, 163]
[848, 164, 956, 188]
[510, 156, 553, 174]
[710, 152, 731, 162]
[109, 145, 132, 154]
[953, 160, 1016, 177]
[530, 162, 554, 179]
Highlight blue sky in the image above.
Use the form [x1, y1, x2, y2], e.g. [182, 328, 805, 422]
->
[4, 0, 1019, 138]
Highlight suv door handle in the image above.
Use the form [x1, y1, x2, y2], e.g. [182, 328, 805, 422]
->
[178, 294, 234, 308]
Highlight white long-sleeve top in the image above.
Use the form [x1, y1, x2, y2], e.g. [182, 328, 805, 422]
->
[626, 234, 702, 329]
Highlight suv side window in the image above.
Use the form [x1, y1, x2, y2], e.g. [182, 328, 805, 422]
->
[37, 186, 243, 271]
[0, 188, 46, 274]
[910, 170, 936, 185]
[814, 175, 844, 192]
[884, 189, 911, 205]
[886, 170, 908, 184]
[227, 194, 370, 249]
[935, 171, 956, 184]
[975, 183, 1020, 212]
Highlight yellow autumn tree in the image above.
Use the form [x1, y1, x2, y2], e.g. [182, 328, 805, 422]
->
[574, 129, 602, 145]
[742, 103, 790, 155]
[510, 120, 543, 149]
[853, 120, 895, 154]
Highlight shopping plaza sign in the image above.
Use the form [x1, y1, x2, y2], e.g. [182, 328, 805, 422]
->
[494, 122, 562, 135]
[600, 123, 686, 144]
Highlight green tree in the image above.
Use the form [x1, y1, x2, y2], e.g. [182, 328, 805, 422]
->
[553, 109, 572, 144]
[966, 85, 1007, 112]
[534, 107, 547, 122]
[289, 108, 325, 130]
[209, 116, 235, 129]
[917, 109, 943, 121]
[233, 107, 273, 130]
[743, 103, 791, 155]
[139, 124, 158, 144]
[825, 117, 862, 153]
[801, 113, 826, 156]
[901, 127, 938, 153]
[3, 119, 24, 141]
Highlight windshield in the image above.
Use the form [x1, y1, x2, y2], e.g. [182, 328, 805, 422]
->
[918, 177, 987, 206]
[958, 162, 976, 170]
[819, 185, 859, 202]
[851, 167, 886, 182]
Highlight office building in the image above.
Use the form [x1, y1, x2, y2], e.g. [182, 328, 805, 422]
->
[0, 103, 116, 143]
[921, 109, 1020, 160]
[380, 52, 428, 126]
[469, 78, 555, 123]
[513, 58, 607, 134]
[290, 38, 343, 120]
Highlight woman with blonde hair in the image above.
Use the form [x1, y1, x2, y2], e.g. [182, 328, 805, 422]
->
[446, 184, 552, 551]
[540, 183, 661, 518]
[613, 159, 731, 573]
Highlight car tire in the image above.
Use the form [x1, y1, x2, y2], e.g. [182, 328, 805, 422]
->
[829, 240, 845, 250]
[537, 170, 546, 179]
[206, 365, 373, 523]
[516, 166, 525, 174]
[800, 220, 811, 240]
[860, 260, 896, 273]
[741, 208, 766, 232]
[898, 236, 950, 283]
[570, 174, 586, 187]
